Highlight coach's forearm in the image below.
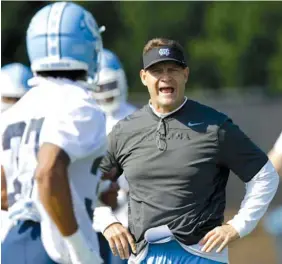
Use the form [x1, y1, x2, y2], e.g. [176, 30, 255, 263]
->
[35, 166, 78, 236]
[227, 160, 279, 237]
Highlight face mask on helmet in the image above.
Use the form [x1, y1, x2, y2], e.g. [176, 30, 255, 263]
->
[94, 79, 121, 113]
[93, 68, 128, 114]
[91, 48, 128, 114]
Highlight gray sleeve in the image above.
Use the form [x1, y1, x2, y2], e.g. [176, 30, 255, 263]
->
[217, 119, 268, 182]
[99, 128, 123, 179]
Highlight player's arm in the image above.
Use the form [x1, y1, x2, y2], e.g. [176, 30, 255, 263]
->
[36, 144, 104, 263]
[36, 100, 105, 264]
[35, 143, 76, 235]
[94, 128, 136, 259]
[201, 119, 279, 253]
[268, 132, 282, 177]
[1, 165, 8, 211]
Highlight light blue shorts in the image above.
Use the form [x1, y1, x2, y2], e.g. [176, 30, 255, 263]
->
[1, 220, 58, 264]
[141, 240, 226, 264]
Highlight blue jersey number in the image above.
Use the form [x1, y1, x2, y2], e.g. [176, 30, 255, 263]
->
[84, 156, 104, 220]
[3, 118, 44, 151]
[3, 118, 45, 205]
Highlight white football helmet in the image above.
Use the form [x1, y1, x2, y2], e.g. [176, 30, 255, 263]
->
[92, 49, 128, 114]
[26, 2, 103, 81]
[1, 63, 33, 112]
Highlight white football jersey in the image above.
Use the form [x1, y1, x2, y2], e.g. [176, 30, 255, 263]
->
[0, 77, 107, 263]
[106, 102, 136, 134]
[106, 102, 136, 226]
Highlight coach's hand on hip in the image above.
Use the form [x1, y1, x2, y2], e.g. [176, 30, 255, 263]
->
[103, 223, 137, 259]
[200, 224, 239, 253]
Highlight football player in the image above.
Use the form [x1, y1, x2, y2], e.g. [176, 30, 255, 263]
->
[1, 2, 107, 264]
[1, 63, 33, 112]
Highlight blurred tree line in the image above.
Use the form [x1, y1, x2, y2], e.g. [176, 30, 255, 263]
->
[2, 1, 282, 94]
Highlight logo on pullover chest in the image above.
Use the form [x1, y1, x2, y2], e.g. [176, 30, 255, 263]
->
[144, 130, 190, 141]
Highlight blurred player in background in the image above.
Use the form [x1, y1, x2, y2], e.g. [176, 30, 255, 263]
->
[1, 63, 33, 233]
[264, 131, 282, 264]
[1, 2, 108, 264]
[92, 48, 137, 264]
[92, 48, 137, 134]
[1, 63, 33, 112]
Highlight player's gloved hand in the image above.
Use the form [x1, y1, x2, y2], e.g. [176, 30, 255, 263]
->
[103, 222, 136, 260]
[64, 228, 103, 264]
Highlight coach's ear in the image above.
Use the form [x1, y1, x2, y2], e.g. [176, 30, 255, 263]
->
[184, 67, 189, 84]
[140, 69, 147, 87]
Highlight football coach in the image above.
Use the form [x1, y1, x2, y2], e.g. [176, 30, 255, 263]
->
[96, 38, 279, 264]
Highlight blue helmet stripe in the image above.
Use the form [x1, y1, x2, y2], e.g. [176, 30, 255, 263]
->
[58, 4, 67, 60]
[27, 2, 102, 74]
[47, 2, 67, 59]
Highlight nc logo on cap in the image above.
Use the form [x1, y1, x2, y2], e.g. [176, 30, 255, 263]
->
[159, 48, 170, 56]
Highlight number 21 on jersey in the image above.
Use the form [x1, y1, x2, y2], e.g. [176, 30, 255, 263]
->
[2, 118, 45, 205]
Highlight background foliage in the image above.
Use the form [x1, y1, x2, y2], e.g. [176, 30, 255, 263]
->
[2, 1, 282, 94]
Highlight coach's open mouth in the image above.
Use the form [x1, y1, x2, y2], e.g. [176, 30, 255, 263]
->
[159, 86, 175, 94]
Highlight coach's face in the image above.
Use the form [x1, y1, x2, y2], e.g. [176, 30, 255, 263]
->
[140, 61, 189, 113]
